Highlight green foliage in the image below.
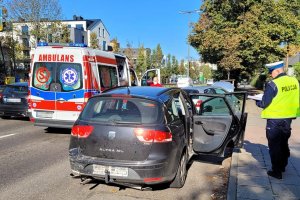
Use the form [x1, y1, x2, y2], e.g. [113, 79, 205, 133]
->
[90, 32, 99, 49]
[136, 45, 147, 76]
[293, 62, 300, 81]
[190, 0, 300, 81]
[250, 73, 267, 90]
[110, 38, 120, 53]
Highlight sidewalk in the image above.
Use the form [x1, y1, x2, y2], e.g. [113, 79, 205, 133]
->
[227, 99, 300, 200]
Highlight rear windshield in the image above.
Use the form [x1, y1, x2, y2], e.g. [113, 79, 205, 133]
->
[4, 85, 28, 93]
[32, 62, 83, 92]
[80, 97, 160, 124]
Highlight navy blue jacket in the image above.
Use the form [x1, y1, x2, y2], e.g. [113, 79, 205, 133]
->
[256, 73, 287, 108]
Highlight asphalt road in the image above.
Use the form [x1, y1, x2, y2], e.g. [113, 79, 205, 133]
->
[0, 117, 230, 200]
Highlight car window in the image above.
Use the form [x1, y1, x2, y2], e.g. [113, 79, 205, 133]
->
[98, 65, 118, 90]
[214, 88, 226, 94]
[58, 63, 83, 91]
[225, 93, 244, 115]
[33, 62, 83, 92]
[4, 85, 28, 93]
[80, 97, 160, 124]
[198, 97, 230, 116]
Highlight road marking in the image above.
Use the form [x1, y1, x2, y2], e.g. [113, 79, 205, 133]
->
[0, 134, 15, 139]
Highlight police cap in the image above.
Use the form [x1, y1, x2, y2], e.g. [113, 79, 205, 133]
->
[266, 61, 284, 73]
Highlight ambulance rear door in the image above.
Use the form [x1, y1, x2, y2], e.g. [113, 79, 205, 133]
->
[54, 47, 85, 124]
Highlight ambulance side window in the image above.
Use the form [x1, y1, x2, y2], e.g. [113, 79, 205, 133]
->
[98, 65, 118, 90]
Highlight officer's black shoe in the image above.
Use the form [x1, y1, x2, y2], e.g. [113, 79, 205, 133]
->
[267, 170, 282, 179]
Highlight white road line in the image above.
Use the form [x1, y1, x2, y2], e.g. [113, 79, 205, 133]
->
[0, 134, 16, 139]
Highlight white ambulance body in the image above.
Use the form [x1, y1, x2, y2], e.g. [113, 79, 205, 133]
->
[28, 43, 143, 128]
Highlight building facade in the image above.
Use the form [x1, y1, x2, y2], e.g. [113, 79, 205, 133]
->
[0, 15, 110, 80]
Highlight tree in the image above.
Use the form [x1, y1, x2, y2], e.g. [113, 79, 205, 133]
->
[110, 38, 120, 53]
[190, 0, 300, 80]
[90, 32, 99, 49]
[293, 62, 300, 81]
[5, 0, 62, 46]
[155, 44, 163, 68]
[124, 42, 134, 64]
[136, 45, 146, 76]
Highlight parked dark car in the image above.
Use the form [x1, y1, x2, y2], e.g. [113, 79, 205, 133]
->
[69, 86, 247, 189]
[0, 82, 29, 118]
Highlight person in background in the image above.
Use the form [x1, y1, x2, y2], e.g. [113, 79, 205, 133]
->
[150, 76, 162, 87]
[256, 61, 300, 179]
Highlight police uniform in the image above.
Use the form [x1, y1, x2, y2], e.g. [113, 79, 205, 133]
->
[256, 61, 300, 179]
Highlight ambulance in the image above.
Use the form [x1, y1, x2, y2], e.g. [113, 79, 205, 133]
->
[28, 42, 159, 128]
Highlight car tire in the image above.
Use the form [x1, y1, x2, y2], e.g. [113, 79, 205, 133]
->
[170, 151, 187, 188]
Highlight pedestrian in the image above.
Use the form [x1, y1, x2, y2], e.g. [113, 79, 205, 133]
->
[150, 76, 163, 87]
[256, 61, 300, 179]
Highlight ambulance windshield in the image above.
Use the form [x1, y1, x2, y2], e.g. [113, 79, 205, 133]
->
[32, 62, 83, 92]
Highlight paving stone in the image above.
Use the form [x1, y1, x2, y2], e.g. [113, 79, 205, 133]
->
[238, 174, 270, 187]
[237, 185, 274, 200]
[271, 183, 300, 199]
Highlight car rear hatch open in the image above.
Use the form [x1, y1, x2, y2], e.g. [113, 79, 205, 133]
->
[71, 96, 168, 161]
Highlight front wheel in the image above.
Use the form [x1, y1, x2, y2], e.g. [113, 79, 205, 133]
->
[170, 151, 187, 188]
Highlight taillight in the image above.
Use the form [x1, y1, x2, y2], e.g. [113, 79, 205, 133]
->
[134, 128, 172, 143]
[0, 93, 2, 99]
[84, 91, 92, 102]
[71, 125, 94, 138]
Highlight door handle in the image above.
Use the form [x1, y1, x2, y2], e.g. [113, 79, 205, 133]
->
[57, 98, 66, 102]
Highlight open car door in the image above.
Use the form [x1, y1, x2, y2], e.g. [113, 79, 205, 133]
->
[190, 92, 247, 156]
[140, 69, 160, 86]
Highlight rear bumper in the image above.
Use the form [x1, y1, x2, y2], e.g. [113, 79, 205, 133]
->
[69, 153, 176, 185]
[33, 118, 75, 128]
[0, 104, 28, 117]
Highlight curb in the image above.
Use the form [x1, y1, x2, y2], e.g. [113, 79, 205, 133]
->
[226, 148, 240, 200]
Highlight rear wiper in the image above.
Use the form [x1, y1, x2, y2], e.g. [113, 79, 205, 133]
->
[111, 120, 142, 125]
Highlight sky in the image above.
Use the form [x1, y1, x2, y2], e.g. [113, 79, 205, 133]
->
[59, 0, 202, 61]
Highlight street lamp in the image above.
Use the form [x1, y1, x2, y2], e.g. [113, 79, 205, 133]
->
[179, 9, 201, 78]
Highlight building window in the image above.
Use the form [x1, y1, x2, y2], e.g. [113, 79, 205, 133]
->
[82, 36, 85, 43]
[103, 41, 106, 51]
[22, 38, 29, 47]
[48, 34, 52, 43]
[99, 28, 101, 37]
[67, 25, 71, 28]
[76, 24, 83, 30]
[102, 29, 105, 37]
[21, 25, 29, 35]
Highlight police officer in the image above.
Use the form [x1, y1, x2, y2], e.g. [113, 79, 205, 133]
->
[256, 61, 300, 179]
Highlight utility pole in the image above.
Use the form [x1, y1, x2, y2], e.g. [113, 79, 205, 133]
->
[179, 9, 201, 78]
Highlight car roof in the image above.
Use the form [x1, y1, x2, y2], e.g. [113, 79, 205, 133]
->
[99, 86, 174, 102]
[183, 85, 229, 93]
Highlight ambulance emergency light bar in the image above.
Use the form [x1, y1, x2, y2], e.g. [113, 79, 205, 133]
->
[37, 42, 87, 47]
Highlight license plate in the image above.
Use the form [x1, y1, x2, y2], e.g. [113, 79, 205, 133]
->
[36, 111, 53, 118]
[93, 165, 128, 177]
[6, 98, 21, 103]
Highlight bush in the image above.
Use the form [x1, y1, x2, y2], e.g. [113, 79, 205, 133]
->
[293, 62, 300, 81]
[250, 73, 267, 90]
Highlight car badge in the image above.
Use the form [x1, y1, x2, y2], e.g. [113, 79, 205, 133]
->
[108, 131, 116, 140]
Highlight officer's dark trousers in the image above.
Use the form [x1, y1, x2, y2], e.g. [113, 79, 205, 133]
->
[266, 119, 292, 173]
